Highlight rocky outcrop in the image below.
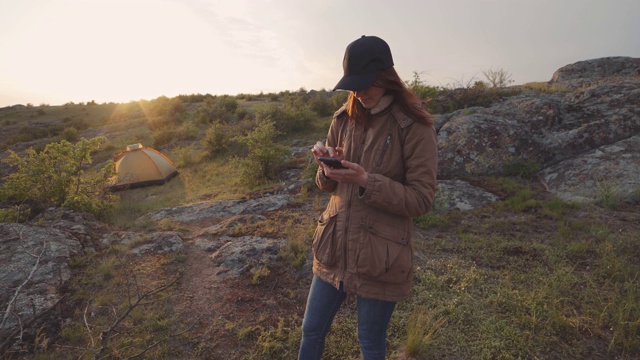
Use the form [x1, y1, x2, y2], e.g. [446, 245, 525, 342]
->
[2, 56, 638, 354]
[0, 209, 100, 348]
[102, 230, 185, 256]
[549, 57, 640, 89]
[437, 57, 640, 202]
[142, 194, 294, 224]
[209, 235, 285, 277]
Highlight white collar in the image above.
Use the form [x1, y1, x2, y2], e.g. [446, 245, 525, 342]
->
[370, 95, 394, 115]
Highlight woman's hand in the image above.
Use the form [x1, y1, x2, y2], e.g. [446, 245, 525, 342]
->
[323, 160, 368, 188]
[311, 141, 343, 162]
[311, 141, 368, 187]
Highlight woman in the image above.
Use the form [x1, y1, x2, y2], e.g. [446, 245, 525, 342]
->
[298, 35, 438, 360]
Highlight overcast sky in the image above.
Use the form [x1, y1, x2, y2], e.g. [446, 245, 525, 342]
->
[1, 0, 639, 107]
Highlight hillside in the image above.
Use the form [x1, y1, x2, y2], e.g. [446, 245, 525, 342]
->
[1, 58, 639, 359]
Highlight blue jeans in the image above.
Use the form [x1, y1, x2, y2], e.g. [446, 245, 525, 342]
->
[298, 276, 397, 360]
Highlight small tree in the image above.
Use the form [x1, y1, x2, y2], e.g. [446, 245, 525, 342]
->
[482, 67, 514, 88]
[201, 121, 230, 158]
[405, 71, 439, 100]
[236, 119, 289, 185]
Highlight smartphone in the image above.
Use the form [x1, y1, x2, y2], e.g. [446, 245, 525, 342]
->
[318, 157, 346, 169]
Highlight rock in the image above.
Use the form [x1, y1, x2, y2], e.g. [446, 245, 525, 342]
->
[540, 135, 640, 203]
[0, 217, 85, 342]
[209, 236, 286, 277]
[437, 111, 541, 176]
[436, 57, 640, 202]
[436, 180, 500, 211]
[190, 214, 266, 241]
[101, 231, 185, 256]
[549, 57, 640, 88]
[142, 194, 293, 224]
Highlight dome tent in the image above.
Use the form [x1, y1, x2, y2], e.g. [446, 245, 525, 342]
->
[110, 144, 178, 191]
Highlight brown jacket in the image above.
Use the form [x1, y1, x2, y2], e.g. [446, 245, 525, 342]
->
[312, 96, 438, 302]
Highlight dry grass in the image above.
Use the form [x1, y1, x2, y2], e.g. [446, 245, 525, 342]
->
[2, 97, 639, 360]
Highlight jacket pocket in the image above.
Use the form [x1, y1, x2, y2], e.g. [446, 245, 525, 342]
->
[355, 219, 412, 284]
[312, 211, 339, 267]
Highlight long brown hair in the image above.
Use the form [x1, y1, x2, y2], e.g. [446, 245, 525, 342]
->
[345, 67, 433, 126]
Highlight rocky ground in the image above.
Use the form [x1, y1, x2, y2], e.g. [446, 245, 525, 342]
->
[1, 56, 639, 358]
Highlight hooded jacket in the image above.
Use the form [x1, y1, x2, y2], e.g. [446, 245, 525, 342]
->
[312, 95, 438, 302]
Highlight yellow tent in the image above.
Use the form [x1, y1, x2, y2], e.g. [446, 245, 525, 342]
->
[110, 144, 178, 191]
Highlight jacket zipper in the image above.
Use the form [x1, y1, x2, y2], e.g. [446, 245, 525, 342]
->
[376, 133, 392, 166]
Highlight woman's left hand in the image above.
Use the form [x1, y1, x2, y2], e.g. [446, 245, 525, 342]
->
[323, 160, 368, 188]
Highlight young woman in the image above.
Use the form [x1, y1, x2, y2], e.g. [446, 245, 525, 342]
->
[298, 35, 439, 360]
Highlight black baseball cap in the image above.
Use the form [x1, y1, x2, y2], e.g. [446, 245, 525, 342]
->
[333, 35, 394, 91]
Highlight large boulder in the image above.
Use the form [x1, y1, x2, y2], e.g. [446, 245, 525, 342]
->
[436, 57, 640, 202]
[549, 57, 640, 88]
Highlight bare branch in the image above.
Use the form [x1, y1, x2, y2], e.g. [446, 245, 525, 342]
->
[84, 300, 96, 350]
[92, 275, 181, 360]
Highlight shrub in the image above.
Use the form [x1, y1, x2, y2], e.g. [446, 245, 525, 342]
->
[254, 102, 316, 135]
[171, 143, 202, 168]
[482, 67, 514, 88]
[195, 96, 239, 124]
[0, 137, 117, 219]
[405, 71, 440, 100]
[308, 92, 334, 116]
[331, 91, 349, 109]
[405, 307, 446, 358]
[60, 126, 80, 142]
[144, 97, 186, 129]
[152, 122, 198, 148]
[427, 84, 520, 114]
[235, 119, 290, 185]
[201, 121, 234, 158]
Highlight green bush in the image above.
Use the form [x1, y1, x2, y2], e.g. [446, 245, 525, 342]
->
[200, 119, 254, 159]
[235, 119, 290, 185]
[427, 84, 521, 114]
[406, 71, 440, 100]
[0, 137, 117, 220]
[144, 97, 186, 129]
[60, 126, 80, 142]
[195, 95, 239, 124]
[152, 122, 198, 148]
[308, 92, 334, 116]
[254, 102, 315, 135]
[331, 91, 349, 109]
[171, 144, 202, 168]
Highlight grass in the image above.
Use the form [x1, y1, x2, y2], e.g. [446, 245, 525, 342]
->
[519, 81, 574, 94]
[399, 190, 640, 359]
[2, 96, 639, 359]
[595, 177, 620, 210]
[35, 183, 640, 357]
[106, 159, 253, 229]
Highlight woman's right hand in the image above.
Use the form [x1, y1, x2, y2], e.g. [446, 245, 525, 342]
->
[311, 141, 343, 165]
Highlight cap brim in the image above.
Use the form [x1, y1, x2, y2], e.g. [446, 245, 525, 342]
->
[333, 73, 378, 91]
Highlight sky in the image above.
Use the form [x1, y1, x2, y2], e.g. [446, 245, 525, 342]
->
[1, 0, 639, 107]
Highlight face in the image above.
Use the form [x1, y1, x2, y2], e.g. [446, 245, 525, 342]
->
[353, 85, 385, 109]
